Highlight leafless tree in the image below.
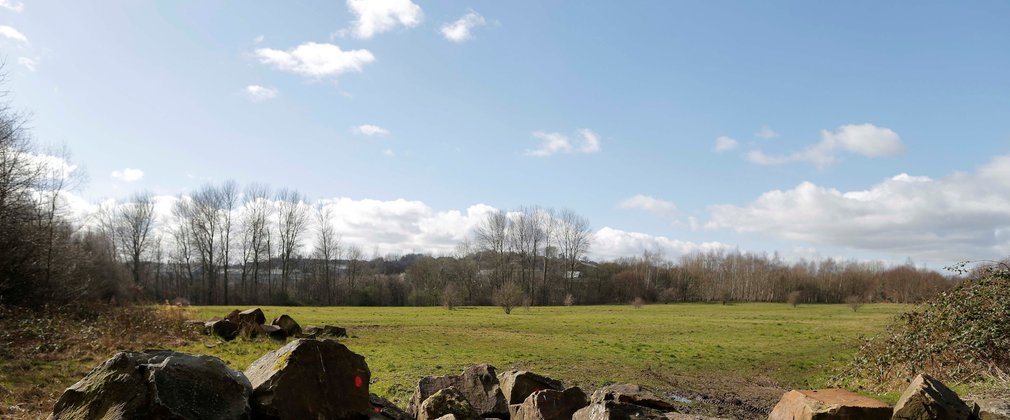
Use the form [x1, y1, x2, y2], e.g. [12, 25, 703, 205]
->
[558, 208, 591, 293]
[313, 204, 341, 305]
[217, 180, 238, 304]
[240, 183, 271, 302]
[116, 191, 156, 286]
[275, 188, 309, 293]
[474, 210, 511, 287]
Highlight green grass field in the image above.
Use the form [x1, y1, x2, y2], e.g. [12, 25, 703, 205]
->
[180, 303, 908, 408]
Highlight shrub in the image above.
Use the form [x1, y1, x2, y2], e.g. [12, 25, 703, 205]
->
[845, 295, 863, 312]
[787, 290, 802, 308]
[631, 297, 644, 309]
[492, 282, 524, 315]
[839, 264, 1010, 391]
[563, 293, 575, 307]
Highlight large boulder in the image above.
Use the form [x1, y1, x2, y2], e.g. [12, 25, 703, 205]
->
[972, 399, 1010, 420]
[409, 364, 509, 418]
[206, 319, 240, 341]
[301, 325, 348, 338]
[261, 324, 287, 341]
[237, 307, 266, 325]
[892, 374, 972, 420]
[51, 350, 251, 420]
[571, 400, 669, 420]
[514, 387, 588, 420]
[418, 387, 480, 420]
[370, 393, 412, 420]
[271, 314, 302, 337]
[593, 384, 675, 411]
[244, 338, 371, 419]
[498, 370, 564, 404]
[767, 389, 890, 420]
[572, 384, 677, 420]
[224, 309, 241, 322]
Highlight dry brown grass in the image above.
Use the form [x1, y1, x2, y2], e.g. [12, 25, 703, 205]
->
[0, 304, 201, 418]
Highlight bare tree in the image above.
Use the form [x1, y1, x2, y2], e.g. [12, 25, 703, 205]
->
[313, 204, 341, 305]
[275, 189, 309, 294]
[474, 210, 511, 288]
[558, 208, 591, 294]
[217, 180, 238, 304]
[240, 183, 271, 303]
[116, 191, 156, 286]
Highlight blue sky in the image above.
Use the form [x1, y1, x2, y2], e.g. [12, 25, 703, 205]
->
[3, 1, 1010, 266]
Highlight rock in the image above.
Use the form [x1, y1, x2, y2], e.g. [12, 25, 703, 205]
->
[409, 364, 508, 419]
[514, 387, 588, 420]
[767, 389, 891, 420]
[240, 322, 266, 339]
[271, 314, 302, 337]
[262, 324, 287, 341]
[593, 383, 676, 411]
[206, 319, 240, 341]
[436, 415, 461, 420]
[370, 393, 412, 420]
[892, 374, 972, 420]
[571, 400, 669, 420]
[509, 404, 523, 419]
[244, 338, 371, 419]
[51, 350, 251, 420]
[663, 414, 728, 420]
[301, 325, 348, 338]
[973, 399, 1010, 420]
[237, 308, 266, 325]
[418, 387, 480, 420]
[224, 309, 241, 322]
[498, 370, 564, 404]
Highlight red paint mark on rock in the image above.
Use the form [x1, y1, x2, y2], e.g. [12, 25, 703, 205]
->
[355, 375, 364, 388]
[373, 407, 381, 412]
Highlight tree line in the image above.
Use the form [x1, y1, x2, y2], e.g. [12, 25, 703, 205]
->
[0, 71, 959, 309]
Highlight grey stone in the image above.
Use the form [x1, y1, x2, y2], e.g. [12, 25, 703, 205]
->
[51, 350, 251, 420]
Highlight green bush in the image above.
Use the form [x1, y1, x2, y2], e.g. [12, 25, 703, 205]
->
[839, 264, 1010, 391]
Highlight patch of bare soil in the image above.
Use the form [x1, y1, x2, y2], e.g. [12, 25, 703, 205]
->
[642, 368, 786, 419]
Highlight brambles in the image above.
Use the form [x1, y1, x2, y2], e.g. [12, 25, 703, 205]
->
[839, 261, 1010, 391]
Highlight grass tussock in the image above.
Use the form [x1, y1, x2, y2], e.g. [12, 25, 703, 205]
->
[0, 304, 201, 417]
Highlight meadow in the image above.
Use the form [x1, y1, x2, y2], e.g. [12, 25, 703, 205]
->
[181, 303, 909, 412]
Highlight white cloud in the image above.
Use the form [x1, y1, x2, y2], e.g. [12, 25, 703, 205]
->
[352, 124, 390, 137]
[746, 123, 904, 168]
[526, 129, 602, 157]
[383, 148, 395, 157]
[618, 195, 677, 217]
[253, 35, 265, 44]
[345, 0, 423, 39]
[255, 42, 375, 79]
[111, 168, 144, 182]
[707, 153, 1010, 263]
[755, 125, 779, 139]
[244, 85, 278, 102]
[714, 136, 738, 152]
[0, 25, 28, 44]
[16, 57, 36, 71]
[592, 227, 731, 261]
[440, 11, 486, 43]
[0, 0, 23, 13]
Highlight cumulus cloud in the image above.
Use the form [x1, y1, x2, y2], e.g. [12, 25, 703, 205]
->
[111, 168, 144, 182]
[592, 227, 731, 261]
[255, 42, 375, 79]
[345, 0, 423, 39]
[526, 128, 602, 157]
[0, 0, 23, 12]
[706, 153, 1010, 263]
[244, 85, 278, 102]
[352, 124, 390, 137]
[440, 11, 486, 43]
[0, 25, 28, 44]
[746, 123, 904, 168]
[618, 195, 676, 217]
[714, 136, 738, 152]
[755, 125, 778, 139]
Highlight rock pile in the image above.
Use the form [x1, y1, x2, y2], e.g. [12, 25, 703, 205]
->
[50, 336, 1007, 420]
[192, 307, 347, 342]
